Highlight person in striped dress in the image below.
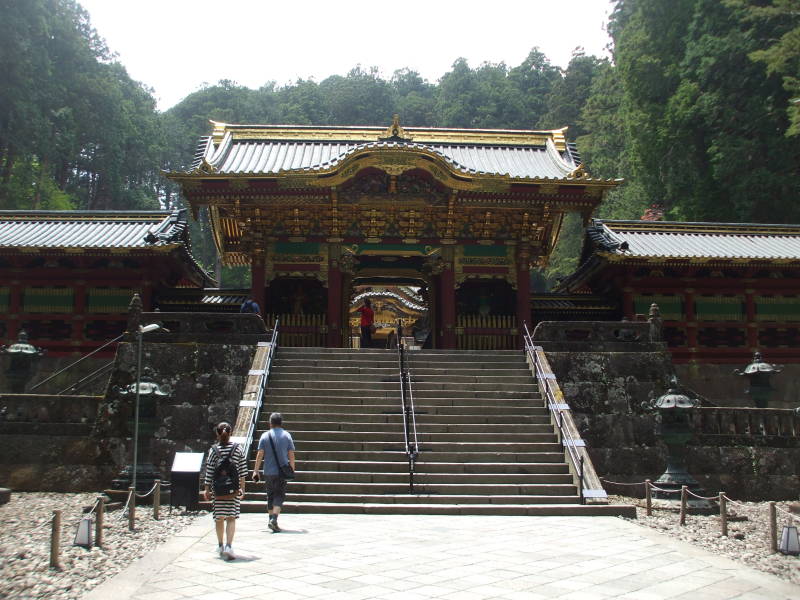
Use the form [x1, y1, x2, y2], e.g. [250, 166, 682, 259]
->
[203, 422, 247, 560]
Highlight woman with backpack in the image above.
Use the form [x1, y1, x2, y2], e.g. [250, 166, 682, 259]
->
[203, 421, 247, 560]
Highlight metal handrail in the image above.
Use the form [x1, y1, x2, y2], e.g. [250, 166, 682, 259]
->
[397, 336, 419, 493]
[57, 360, 115, 395]
[29, 333, 125, 392]
[240, 319, 279, 462]
[522, 322, 586, 504]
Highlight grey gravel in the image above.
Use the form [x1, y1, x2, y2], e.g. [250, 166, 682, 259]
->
[610, 495, 800, 586]
[0, 492, 199, 600]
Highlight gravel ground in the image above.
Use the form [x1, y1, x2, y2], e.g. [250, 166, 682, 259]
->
[0, 492, 199, 600]
[609, 494, 800, 586]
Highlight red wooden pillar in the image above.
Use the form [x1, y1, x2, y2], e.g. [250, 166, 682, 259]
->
[622, 286, 635, 319]
[745, 288, 757, 350]
[685, 288, 697, 353]
[251, 253, 266, 318]
[8, 280, 22, 341]
[140, 281, 153, 311]
[327, 256, 342, 347]
[516, 245, 531, 343]
[440, 264, 456, 349]
[73, 281, 87, 349]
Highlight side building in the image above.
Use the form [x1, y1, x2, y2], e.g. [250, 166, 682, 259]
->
[558, 219, 800, 406]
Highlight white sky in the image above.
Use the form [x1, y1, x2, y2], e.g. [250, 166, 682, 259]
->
[78, 0, 615, 111]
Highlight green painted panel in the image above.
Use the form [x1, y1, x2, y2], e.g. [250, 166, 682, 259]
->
[756, 296, 800, 322]
[0, 287, 7, 312]
[23, 287, 74, 313]
[463, 245, 508, 257]
[634, 295, 683, 320]
[696, 296, 743, 321]
[87, 288, 134, 313]
[274, 242, 320, 255]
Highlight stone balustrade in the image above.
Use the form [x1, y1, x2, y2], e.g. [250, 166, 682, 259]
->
[690, 407, 800, 439]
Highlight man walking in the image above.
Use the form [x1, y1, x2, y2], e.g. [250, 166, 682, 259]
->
[253, 412, 295, 532]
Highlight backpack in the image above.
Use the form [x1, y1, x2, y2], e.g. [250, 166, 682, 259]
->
[211, 443, 240, 499]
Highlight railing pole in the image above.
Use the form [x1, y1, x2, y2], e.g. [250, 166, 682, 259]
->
[579, 455, 585, 505]
[769, 501, 778, 553]
[679, 486, 687, 526]
[50, 510, 61, 569]
[645, 480, 652, 516]
[719, 492, 727, 537]
[128, 487, 136, 531]
[153, 479, 161, 520]
[96, 496, 105, 547]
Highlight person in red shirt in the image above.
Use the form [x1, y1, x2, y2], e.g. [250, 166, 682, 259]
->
[356, 298, 374, 348]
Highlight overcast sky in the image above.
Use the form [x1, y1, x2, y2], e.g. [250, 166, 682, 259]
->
[78, 0, 615, 111]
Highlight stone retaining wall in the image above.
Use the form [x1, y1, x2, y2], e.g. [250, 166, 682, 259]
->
[536, 322, 800, 500]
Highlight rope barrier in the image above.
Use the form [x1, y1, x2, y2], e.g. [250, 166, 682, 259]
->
[685, 488, 719, 501]
[134, 481, 160, 499]
[600, 478, 646, 487]
[774, 504, 800, 522]
[31, 513, 55, 532]
[721, 494, 750, 508]
[85, 498, 101, 516]
[647, 484, 682, 494]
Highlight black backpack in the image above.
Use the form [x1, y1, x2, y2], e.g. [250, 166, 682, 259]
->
[211, 443, 240, 498]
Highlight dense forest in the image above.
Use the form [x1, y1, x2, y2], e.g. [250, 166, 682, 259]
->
[1, 0, 798, 287]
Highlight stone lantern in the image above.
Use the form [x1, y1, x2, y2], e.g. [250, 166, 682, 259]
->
[644, 376, 712, 508]
[734, 351, 782, 409]
[1, 331, 45, 393]
[111, 368, 169, 493]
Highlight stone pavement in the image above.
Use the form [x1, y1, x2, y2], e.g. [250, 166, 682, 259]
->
[84, 513, 799, 600]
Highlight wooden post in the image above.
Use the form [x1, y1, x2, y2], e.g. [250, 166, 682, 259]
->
[128, 487, 135, 531]
[719, 493, 728, 537]
[679, 486, 687, 526]
[153, 480, 161, 521]
[50, 510, 61, 569]
[645, 480, 652, 516]
[769, 501, 778, 553]
[96, 496, 105, 547]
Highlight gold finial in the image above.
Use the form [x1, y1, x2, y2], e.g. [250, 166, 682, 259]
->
[380, 114, 412, 141]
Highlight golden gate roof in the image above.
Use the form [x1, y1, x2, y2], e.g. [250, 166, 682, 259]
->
[180, 117, 615, 184]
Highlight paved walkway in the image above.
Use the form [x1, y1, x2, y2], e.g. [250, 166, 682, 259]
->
[84, 513, 798, 600]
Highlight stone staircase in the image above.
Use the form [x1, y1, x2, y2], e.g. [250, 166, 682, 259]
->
[241, 346, 633, 516]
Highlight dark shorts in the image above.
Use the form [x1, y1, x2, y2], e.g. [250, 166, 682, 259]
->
[266, 475, 288, 509]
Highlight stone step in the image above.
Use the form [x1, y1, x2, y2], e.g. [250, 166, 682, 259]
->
[271, 367, 531, 377]
[245, 482, 577, 496]
[242, 471, 574, 485]
[272, 440, 563, 452]
[271, 373, 535, 384]
[274, 355, 526, 366]
[261, 403, 549, 416]
[227, 501, 636, 517]
[242, 492, 580, 505]
[268, 380, 538, 393]
[280, 431, 557, 443]
[262, 414, 551, 426]
[245, 460, 571, 474]
[267, 388, 539, 400]
[278, 450, 567, 463]
[283, 422, 553, 434]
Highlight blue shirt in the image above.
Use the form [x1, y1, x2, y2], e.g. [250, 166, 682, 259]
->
[257, 427, 295, 476]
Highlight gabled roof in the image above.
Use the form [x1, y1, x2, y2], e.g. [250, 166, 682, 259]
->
[177, 119, 616, 184]
[0, 210, 186, 250]
[556, 219, 800, 293]
[587, 220, 800, 260]
[0, 209, 215, 286]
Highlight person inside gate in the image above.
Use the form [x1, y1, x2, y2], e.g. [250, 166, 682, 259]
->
[253, 412, 295, 532]
[357, 298, 374, 348]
